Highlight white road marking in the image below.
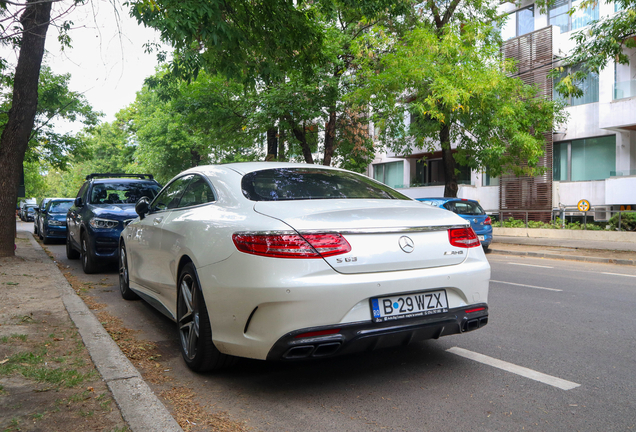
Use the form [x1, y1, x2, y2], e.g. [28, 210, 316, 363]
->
[507, 262, 554, 269]
[490, 280, 562, 292]
[601, 272, 636, 278]
[447, 347, 580, 391]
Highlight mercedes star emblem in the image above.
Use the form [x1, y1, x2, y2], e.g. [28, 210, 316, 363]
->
[398, 236, 415, 253]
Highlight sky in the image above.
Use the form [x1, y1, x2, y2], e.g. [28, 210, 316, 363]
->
[40, 0, 166, 126]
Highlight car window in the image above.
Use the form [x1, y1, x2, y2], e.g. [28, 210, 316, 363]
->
[151, 175, 193, 212]
[77, 182, 88, 200]
[178, 175, 216, 208]
[89, 182, 161, 205]
[443, 201, 485, 216]
[48, 201, 73, 213]
[241, 168, 410, 201]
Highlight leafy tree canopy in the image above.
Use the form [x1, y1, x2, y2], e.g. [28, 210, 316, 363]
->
[0, 65, 100, 169]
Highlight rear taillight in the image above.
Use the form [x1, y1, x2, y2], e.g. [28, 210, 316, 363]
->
[484, 216, 492, 225]
[448, 227, 480, 248]
[232, 233, 351, 259]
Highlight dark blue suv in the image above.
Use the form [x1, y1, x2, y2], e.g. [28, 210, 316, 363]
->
[66, 174, 161, 274]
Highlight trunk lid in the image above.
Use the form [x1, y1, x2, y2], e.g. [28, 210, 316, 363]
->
[253, 200, 470, 274]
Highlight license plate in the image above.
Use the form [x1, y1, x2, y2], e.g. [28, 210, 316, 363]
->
[478, 235, 485, 241]
[371, 290, 449, 323]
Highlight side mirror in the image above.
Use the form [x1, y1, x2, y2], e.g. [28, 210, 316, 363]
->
[74, 197, 83, 207]
[135, 196, 151, 220]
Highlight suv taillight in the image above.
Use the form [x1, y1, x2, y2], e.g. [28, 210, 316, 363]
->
[448, 227, 480, 248]
[484, 216, 492, 225]
[233, 233, 351, 259]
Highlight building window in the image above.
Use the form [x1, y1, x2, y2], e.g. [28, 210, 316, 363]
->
[374, 161, 404, 188]
[502, 5, 535, 40]
[553, 65, 599, 106]
[549, 0, 598, 33]
[553, 136, 616, 182]
[482, 171, 499, 186]
[414, 159, 471, 186]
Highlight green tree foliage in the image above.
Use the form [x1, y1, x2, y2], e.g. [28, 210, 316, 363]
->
[353, 11, 566, 196]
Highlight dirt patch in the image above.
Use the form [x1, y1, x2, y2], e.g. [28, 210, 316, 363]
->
[39, 235, 250, 431]
[0, 235, 129, 432]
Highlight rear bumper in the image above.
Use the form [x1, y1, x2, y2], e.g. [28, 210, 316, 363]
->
[266, 304, 488, 361]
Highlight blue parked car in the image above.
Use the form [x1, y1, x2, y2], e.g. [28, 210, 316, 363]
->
[416, 198, 492, 249]
[39, 199, 74, 244]
[66, 174, 161, 274]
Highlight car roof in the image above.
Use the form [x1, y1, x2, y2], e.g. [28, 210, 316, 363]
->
[191, 162, 347, 177]
[89, 177, 158, 184]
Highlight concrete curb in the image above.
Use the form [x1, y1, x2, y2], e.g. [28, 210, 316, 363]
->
[489, 248, 636, 266]
[26, 233, 183, 432]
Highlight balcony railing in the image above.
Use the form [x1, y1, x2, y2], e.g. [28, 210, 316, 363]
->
[613, 79, 636, 100]
[610, 169, 636, 177]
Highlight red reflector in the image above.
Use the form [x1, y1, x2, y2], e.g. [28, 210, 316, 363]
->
[232, 233, 351, 258]
[448, 227, 480, 248]
[465, 307, 485, 313]
[484, 216, 492, 225]
[295, 329, 341, 339]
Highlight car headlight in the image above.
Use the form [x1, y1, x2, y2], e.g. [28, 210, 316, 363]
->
[89, 218, 120, 229]
[48, 220, 65, 226]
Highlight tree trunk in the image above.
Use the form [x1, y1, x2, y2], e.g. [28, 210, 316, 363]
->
[292, 126, 314, 164]
[440, 124, 458, 198]
[322, 109, 337, 166]
[266, 127, 278, 161]
[0, 0, 52, 257]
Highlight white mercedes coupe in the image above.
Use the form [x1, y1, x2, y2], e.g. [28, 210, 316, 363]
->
[118, 162, 490, 371]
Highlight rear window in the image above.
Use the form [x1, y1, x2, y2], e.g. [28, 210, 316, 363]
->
[443, 201, 485, 216]
[89, 182, 161, 204]
[241, 168, 410, 201]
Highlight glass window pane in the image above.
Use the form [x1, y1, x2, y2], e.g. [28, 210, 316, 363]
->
[553, 142, 569, 181]
[501, 13, 517, 40]
[373, 164, 385, 183]
[518, 6, 535, 36]
[571, 69, 599, 105]
[549, 13, 569, 33]
[571, 0, 598, 30]
[385, 161, 404, 188]
[570, 136, 616, 181]
[178, 175, 216, 208]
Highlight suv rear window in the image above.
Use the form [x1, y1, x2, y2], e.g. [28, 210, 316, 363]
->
[241, 168, 410, 201]
[90, 182, 161, 204]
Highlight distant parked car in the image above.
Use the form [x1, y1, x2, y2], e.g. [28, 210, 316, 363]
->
[19, 199, 36, 221]
[66, 173, 162, 274]
[34, 198, 53, 235]
[38, 199, 74, 244]
[417, 198, 492, 249]
[119, 163, 490, 372]
[23, 204, 37, 222]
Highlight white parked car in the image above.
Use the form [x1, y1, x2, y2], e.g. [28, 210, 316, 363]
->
[119, 163, 490, 371]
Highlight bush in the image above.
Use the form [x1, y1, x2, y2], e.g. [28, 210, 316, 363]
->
[608, 212, 636, 231]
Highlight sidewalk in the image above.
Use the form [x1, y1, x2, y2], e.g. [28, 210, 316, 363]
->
[489, 235, 636, 265]
[0, 230, 182, 431]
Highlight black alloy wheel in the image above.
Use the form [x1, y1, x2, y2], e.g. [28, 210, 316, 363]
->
[176, 263, 235, 372]
[66, 230, 80, 259]
[118, 242, 139, 300]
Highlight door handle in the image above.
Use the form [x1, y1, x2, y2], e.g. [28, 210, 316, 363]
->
[153, 217, 163, 225]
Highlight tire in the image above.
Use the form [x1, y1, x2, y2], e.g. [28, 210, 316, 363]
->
[80, 232, 99, 274]
[33, 223, 38, 235]
[42, 229, 50, 245]
[118, 242, 139, 300]
[177, 263, 236, 372]
[66, 231, 80, 260]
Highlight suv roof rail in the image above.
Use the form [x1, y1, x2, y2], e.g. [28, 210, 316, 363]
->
[86, 173, 154, 181]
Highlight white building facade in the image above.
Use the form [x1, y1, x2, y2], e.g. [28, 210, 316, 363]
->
[369, 1, 636, 217]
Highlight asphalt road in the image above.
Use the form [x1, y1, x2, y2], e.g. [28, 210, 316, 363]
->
[21, 221, 636, 431]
